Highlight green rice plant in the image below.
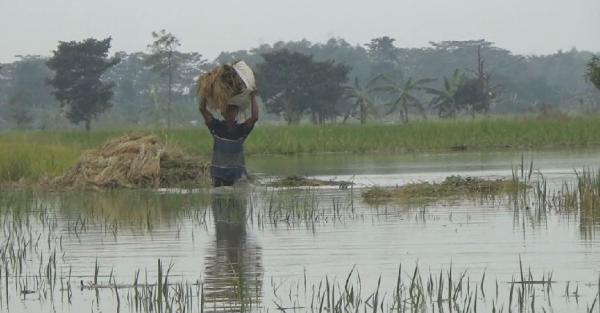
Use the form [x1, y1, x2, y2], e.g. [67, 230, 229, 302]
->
[0, 142, 79, 183]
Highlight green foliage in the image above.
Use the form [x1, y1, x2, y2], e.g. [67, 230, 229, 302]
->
[587, 56, 600, 91]
[0, 141, 80, 183]
[145, 30, 180, 129]
[11, 55, 55, 108]
[1, 37, 599, 129]
[7, 90, 33, 128]
[144, 30, 206, 128]
[343, 76, 383, 124]
[376, 76, 435, 122]
[257, 49, 350, 124]
[0, 56, 58, 129]
[426, 70, 465, 118]
[46, 37, 120, 130]
[145, 30, 181, 76]
[365, 36, 398, 62]
[365, 36, 403, 83]
[426, 68, 493, 118]
[454, 78, 490, 115]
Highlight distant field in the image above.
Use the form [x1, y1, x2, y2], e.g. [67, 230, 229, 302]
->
[2, 116, 600, 184]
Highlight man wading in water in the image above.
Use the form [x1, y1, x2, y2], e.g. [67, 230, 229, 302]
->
[199, 92, 259, 187]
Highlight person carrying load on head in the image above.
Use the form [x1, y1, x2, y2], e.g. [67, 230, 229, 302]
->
[198, 61, 259, 187]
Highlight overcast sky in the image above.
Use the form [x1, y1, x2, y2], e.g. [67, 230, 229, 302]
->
[1, 0, 599, 62]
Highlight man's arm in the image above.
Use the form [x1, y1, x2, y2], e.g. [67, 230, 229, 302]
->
[243, 92, 259, 128]
[199, 97, 214, 125]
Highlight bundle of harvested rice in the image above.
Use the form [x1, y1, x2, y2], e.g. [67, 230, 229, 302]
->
[197, 61, 256, 115]
[54, 134, 209, 189]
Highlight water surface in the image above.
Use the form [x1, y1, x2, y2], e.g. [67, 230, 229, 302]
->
[1, 149, 599, 313]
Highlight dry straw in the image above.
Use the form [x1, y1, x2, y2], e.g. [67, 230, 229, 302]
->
[54, 134, 208, 189]
[197, 64, 246, 115]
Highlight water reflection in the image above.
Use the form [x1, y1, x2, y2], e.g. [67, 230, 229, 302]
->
[580, 209, 600, 240]
[203, 190, 263, 312]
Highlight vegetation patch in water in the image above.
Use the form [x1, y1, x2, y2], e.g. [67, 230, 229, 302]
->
[547, 169, 600, 227]
[265, 175, 353, 188]
[363, 175, 524, 203]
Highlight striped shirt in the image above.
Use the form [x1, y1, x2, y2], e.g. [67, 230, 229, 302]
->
[207, 119, 254, 181]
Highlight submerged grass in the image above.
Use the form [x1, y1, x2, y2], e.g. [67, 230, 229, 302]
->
[363, 175, 525, 204]
[265, 175, 353, 188]
[2, 115, 600, 183]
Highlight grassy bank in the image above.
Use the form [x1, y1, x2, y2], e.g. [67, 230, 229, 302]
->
[2, 116, 600, 183]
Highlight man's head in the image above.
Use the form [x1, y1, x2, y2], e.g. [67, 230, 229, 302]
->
[224, 104, 239, 123]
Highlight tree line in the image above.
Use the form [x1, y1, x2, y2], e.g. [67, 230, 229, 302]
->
[0, 33, 599, 130]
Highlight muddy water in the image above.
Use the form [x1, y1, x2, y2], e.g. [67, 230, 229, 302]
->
[0, 149, 599, 313]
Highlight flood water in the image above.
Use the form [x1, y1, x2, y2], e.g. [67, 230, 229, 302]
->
[1, 149, 599, 313]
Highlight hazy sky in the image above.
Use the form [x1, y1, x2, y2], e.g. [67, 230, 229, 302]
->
[1, 0, 599, 62]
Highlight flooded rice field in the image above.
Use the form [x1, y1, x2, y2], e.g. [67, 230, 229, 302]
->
[1, 149, 599, 313]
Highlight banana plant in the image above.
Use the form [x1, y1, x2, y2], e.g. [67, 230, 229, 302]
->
[376, 76, 435, 123]
[425, 69, 466, 119]
[343, 75, 384, 124]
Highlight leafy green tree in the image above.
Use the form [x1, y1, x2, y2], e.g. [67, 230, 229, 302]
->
[314, 38, 371, 80]
[365, 36, 398, 63]
[145, 29, 181, 128]
[46, 37, 120, 131]
[587, 56, 600, 91]
[257, 49, 349, 124]
[426, 46, 496, 118]
[454, 78, 493, 117]
[106, 52, 157, 124]
[343, 76, 382, 124]
[0, 65, 10, 126]
[306, 60, 351, 124]
[176, 51, 208, 103]
[427, 71, 495, 119]
[12, 56, 55, 108]
[365, 36, 403, 83]
[467, 46, 495, 116]
[7, 90, 33, 128]
[8, 56, 58, 128]
[377, 76, 434, 122]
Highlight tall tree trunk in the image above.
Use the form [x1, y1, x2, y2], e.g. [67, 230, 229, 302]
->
[360, 101, 366, 125]
[167, 51, 172, 129]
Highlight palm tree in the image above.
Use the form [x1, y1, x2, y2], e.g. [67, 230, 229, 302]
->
[376, 76, 435, 123]
[425, 69, 466, 118]
[343, 76, 383, 124]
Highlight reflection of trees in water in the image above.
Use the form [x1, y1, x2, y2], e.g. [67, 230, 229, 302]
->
[203, 192, 263, 312]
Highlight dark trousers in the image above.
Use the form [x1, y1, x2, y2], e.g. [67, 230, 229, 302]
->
[213, 176, 235, 187]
